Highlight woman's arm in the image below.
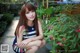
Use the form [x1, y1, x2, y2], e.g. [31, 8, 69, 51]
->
[17, 25, 32, 48]
[31, 20, 44, 41]
[17, 25, 23, 44]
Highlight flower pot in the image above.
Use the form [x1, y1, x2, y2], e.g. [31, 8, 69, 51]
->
[45, 43, 52, 50]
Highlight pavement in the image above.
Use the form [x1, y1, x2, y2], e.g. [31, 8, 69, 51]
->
[0, 16, 50, 53]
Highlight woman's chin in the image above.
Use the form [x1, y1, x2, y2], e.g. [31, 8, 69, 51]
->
[29, 19, 34, 21]
[30, 18, 35, 21]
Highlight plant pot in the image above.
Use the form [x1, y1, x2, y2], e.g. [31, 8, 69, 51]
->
[45, 43, 52, 51]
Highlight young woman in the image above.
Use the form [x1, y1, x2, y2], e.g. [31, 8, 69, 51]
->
[12, 2, 46, 53]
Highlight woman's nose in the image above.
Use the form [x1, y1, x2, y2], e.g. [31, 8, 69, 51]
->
[30, 13, 33, 16]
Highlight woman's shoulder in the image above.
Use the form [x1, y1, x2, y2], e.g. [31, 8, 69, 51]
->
[38, 19, 42, 25]
[19, 25, 25, 31]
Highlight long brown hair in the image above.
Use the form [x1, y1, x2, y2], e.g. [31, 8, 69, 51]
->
[15, 2, 39, 37]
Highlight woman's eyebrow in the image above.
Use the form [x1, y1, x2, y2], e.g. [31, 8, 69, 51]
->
[26, 10, 29, 13]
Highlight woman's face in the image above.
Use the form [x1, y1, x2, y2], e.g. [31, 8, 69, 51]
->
[25, 8, 36, 21]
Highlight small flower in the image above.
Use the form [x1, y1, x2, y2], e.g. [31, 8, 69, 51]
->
[62, 38, 66, 41]
[76, 29, 80, 32]
[57, 42, 64, 46]
[49, 35, 55, 40]
[48, 25, 53, 30]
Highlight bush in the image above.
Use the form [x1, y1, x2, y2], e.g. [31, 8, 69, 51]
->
[0, 13, 14, 25]
[43, 13, 80, 53]
[0, 13, 14, 36]
[9, 4, 22, 16]
[0, 21, 7, 36]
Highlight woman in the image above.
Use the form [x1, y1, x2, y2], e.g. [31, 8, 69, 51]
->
[12, 2, 46, 53]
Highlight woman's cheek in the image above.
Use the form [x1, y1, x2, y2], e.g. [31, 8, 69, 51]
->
[27, 15, 30, 18]
[25, 14, 30, 18]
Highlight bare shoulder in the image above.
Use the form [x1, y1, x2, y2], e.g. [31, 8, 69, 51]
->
[38, 19, 42, 25]
[19, 25, 25, 32]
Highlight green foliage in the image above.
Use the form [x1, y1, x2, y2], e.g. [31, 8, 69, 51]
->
[37, 4, 80, 53]
[36, 6, 53, 18]
[42, 13, 80, 53]
[62, 4, 74, 11]
[53, 5, 63, 14]
[1, 13, 14, 25]
[0, 13, 14, 36]
[0, 21, 7, 36]
[44, 7, 53, 15]
[36, 6, 45, 18]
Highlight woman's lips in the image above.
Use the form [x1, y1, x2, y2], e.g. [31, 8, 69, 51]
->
[30, 16, 35, 19]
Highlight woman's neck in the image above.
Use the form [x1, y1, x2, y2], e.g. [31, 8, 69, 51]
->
[27, 20, 33, 26]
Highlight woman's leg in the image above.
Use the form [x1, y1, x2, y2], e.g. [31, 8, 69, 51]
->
[25, 46, 38, 53]
[39, 39, 46, 48]
[17, 39, 41, 49]
[25, 39, 46, 49]
[25, 39, 46, 53]
[26, 40, 41, 49]
[25, 40, 41, 53]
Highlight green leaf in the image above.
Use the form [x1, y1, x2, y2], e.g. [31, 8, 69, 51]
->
[78, 33, 80, 38]
[45, 7, 53, 15]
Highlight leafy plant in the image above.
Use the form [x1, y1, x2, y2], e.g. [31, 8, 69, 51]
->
[53, 5, 63, 14]
[0, 21, 7, 36]
[42, 13, 80, 53]
[1, 13, 14, 25]
[36, 5, 45, 18]
[36, 6, 53, 18]
[37, 4, 80, 53]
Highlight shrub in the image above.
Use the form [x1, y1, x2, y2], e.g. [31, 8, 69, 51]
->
[0, 13, 14, 25]
[43, 13, 80, 53]
[0, 21, 7, 36]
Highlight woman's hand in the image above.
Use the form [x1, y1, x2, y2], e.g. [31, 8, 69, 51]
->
[17, 39, 33, 48]
[22, 39, 32, 44]
[17, 42, 27, 48]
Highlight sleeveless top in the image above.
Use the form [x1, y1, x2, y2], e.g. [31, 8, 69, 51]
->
[22, 25, 37, 40]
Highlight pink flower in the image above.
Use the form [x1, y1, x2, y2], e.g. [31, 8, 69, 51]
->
[62, 38, 66, 41]
[57, 42, 64, 46]
[76, 29, 80, 32]
[48, 25, 53, 30]
[49, 35, 55, 40]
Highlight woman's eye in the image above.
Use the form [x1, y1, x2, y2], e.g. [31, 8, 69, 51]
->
[31, 10, 35, 12]
[26, 12, 29, 14]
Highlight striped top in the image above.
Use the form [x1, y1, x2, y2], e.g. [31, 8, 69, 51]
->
[22, 25, 37, 40]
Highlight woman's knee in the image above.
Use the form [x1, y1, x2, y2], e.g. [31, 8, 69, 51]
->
[35, 40, 42, 47]
[39, 39, 46, 48]
[41, 39, 46, 45]
[26, 46, 38, 53]
[27, 40, 42, 48]
[31, 46, 38, 50]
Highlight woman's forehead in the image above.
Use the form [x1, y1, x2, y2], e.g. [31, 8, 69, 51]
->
[25, 8, 35, 12]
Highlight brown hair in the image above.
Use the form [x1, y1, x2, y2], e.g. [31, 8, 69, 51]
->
[15, 3, 39, 37]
